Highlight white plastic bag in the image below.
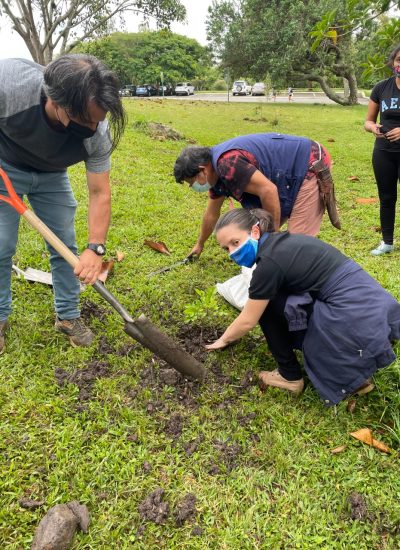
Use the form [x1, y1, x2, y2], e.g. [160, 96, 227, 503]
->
[216, 266, 256, 310]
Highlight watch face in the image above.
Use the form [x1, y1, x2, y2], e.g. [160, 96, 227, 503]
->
[97, 244, 105, 255]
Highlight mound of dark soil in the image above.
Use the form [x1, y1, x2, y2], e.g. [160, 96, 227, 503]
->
[174, 494, 197, 526]
[348, 492, 369, 520]
[164, 413, 184, 439]
[138, 488, 169, 524]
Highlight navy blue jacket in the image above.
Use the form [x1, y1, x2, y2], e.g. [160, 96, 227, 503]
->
[285, 260, 400, 405]
[211, 133, 311, 218]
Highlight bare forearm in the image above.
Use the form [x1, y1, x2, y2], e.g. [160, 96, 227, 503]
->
[88, 189, 111, 243]
[260, 191, 281, 230]
[197, 212, 219, 246]
[221, 314, 257, 343]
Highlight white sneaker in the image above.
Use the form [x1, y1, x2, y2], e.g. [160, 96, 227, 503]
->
[370, 241, 394, 256]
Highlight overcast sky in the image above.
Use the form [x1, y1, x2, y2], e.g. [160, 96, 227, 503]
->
[0, 0, 211, 61]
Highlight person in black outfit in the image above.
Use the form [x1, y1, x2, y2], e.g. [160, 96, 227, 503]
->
[365, 44, 400, 256]
[206, 209, 400, 406]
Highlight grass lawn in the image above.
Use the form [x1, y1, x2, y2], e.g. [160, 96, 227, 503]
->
[1, 98, 399, 549]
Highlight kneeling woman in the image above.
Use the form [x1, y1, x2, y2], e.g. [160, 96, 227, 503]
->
[206, 209, 400, 406]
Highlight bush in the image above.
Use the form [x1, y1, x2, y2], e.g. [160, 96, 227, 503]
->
[212, 79, 228, 91]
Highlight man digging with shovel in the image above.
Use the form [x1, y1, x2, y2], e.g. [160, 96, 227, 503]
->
[0, 54, 126, 352]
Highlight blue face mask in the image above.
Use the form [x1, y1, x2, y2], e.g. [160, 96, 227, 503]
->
[229, 236, 259, 267]
[191, 181, 211, 193]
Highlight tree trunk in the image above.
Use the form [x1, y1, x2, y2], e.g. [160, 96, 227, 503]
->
[291, 72, 359, 106]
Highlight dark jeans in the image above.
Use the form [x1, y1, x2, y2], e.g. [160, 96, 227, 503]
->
[258, 292, 312, 381]
[372, 148, 400, 245]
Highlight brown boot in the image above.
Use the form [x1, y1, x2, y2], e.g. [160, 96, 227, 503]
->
[55, 317, 94, 347]
[0, 319, 8, 354]
[258, 369, 304, 396]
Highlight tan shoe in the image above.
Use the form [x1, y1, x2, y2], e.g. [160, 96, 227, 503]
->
[55, 317, 94, 347]
[353, 379, 375, 396]
[258, 369, 304, 396]
[0, 319, 8, 354]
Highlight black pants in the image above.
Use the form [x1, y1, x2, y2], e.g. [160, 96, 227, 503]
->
[372, 148, 400, 245]
[258, 292, 311, 381]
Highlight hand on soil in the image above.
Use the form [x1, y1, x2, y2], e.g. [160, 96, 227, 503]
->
[205, 337, 229, 351]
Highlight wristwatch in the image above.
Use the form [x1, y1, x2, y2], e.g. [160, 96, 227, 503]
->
[87, 243, 106, 256]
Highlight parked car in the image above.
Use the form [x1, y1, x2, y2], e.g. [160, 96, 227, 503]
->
[232, 80, 251, 95]
[136, 84, 158, 97]
[251, 82, 266, 96]
[158, 84, 175, 96]
[175, 82, 195, 96]
[119, 88, 130, 97]
[123, 84, 136, 96]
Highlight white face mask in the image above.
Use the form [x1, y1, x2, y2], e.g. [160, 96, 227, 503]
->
[191, 181, 211, 193]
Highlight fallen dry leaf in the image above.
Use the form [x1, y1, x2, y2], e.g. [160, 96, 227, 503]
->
[116, 250, 125, 262]
[356, 197, 378, 204]
[98, 260, 114, 283]
[327, 137, 335, 142]
[348, 176, 360, 181]
[330, 445, 346, 454]
[350, 428, 392, 454]
[144, 240, 171, 256]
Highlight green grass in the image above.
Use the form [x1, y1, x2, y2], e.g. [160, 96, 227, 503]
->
[1, 99, 399, 548]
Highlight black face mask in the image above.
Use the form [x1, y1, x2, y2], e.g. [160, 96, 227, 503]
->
[66, 120, 97, 140]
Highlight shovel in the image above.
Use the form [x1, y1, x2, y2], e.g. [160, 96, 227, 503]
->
[148, 254, 197, 277]
[0, 167, 206, 381]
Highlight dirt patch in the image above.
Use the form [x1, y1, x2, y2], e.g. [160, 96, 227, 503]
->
[191, 525, 203, 536]
[97, 336, 115, 355]
[55, 360, 111, 406]
[80, 299, 109, 324]
[19, 498, 44, 510]
[164, 413, 184, 439]
[139, 363, 201, 410]
[138, 488, 169, 524]
[237, 412, 256, 426]
[348, 492, 369, 520]
[174, 494, 197, 526]
[213, 440, 242, 473]
[243, 116, 268, 123]
[133, 121, 196, 143]
[177, 324, 221, 362]
[183, 435, 204, 457]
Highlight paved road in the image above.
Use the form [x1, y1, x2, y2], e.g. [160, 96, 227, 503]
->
[136, 92, 369, 106]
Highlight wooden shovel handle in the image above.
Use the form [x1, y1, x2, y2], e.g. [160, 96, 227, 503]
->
[23, 209, 79, 268]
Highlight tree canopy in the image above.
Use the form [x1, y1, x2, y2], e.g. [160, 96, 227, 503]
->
[74, 31, 214, 86]
[0, 0, 186, 64]
[206, 0, 400, 105]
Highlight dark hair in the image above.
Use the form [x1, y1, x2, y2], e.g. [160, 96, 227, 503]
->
[43, 53, 126, 151]
[387, 44, 400, 67]
[174, 146, 212, 182]
[215, 208, 275, 234]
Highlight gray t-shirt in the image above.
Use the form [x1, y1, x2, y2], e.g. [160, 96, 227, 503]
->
[0, 58, 112, 173]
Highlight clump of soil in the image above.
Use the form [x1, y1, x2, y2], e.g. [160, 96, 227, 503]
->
[164, 413, 184, 439]
[174, 494, 197, 526]
[19, 498, 44, 510]
[212, 440, 242, 473]
[133, 121, 196, 143]
[177, 324, 221, 362]
[80, 299, 109, 323]
[97, 336, 115, 355]
[138, 488, 169, 524]
[237, 412, 256, 426]
[348, 492, 369, 520]
[191, 526, 203, 536]
[55, 360, 111, 405]
[183, 435, 204, 457]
